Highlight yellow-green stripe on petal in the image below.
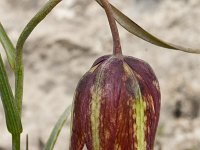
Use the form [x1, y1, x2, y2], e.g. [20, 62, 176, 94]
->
[90, 68, 104, 149]
[135, 98, 146, 150]
[123, 62, 146, 150]
[91, 85, 101, 150]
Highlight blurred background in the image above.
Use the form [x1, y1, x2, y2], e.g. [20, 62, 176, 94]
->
[0, 0, 200, 149]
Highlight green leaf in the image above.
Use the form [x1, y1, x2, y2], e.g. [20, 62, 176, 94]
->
[15, 0, 62, 116]
[96, 0, 200, 54]
[0, 22, 16, 70]
[0, 54, 22, 134]
[43, 105, 71, 150]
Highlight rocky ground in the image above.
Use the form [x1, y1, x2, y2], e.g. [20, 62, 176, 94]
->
[0, 0, 200, 149]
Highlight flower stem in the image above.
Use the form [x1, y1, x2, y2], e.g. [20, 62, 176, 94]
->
[15, 0, 62, 115]
[100, 0, 122, 56]
[12, 134, 20, 150]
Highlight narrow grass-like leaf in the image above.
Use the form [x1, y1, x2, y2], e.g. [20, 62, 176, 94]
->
[43, 105, 71, 150]
[96, 0, 200, 54]
[0, 22, 16, 70]
[15, 0, 62, 115]
[0, 54, 22, 134]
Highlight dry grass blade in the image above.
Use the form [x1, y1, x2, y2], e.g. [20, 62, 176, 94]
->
[96, 0, 200, 54]
[26, 134, 29, 150]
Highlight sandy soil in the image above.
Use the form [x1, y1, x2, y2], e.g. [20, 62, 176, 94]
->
[0, 0, 200, 149]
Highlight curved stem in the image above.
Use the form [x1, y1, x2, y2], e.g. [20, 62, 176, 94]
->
[15, 0, 62, 115]
[100, 0, 122, 56]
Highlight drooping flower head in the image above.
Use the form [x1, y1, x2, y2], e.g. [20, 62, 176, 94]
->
[70, 55, 160, 150]
[70, 0, 160, 149]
